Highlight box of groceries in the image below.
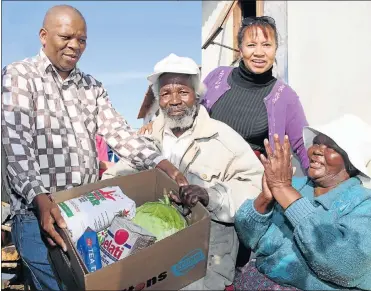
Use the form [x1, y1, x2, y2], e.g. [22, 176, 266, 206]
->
[49, 169, 211, 290]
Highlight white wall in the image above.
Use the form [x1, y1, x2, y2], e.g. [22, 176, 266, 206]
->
[287, 1, 371, 126]
[263, 1, 288, 82]
[201, 1, 236, 80]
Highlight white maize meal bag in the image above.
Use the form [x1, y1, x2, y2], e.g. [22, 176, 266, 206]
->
[58, 186, 136, 243]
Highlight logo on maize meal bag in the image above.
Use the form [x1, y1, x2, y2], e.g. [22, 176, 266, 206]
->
[171, 248, 206, 277]
[101, 228, 132, 261]
[120, 271, 167, 291]
[86, 189, 117, 206]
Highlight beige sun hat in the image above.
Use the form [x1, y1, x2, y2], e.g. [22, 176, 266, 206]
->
[303, 114, 371, 186]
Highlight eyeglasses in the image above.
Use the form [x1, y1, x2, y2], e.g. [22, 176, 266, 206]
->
[242, 16, 276, 28]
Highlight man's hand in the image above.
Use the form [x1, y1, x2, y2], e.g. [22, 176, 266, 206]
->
[137, 121, 154, 135]
[178, 185, 209, 208]
[156, 160, 188, 187]
[32, 194, 67, 252]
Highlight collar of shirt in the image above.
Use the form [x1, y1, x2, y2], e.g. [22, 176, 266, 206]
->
[303, 177, 362, 210]
[38, 48, 82, 85]
[164, 125, 192, 140]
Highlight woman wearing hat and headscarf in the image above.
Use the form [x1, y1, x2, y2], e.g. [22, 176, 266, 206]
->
[234, 114, 371, 290]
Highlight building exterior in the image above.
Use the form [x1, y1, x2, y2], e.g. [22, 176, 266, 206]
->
[201, 0, 371, 176]
[137, 85, 158, 125]
[202, 0, 371, 127]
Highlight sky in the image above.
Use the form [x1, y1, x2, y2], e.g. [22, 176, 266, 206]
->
[1, 1, 202, 129]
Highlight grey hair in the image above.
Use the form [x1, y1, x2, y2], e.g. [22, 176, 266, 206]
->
[152, 74, 207, 101]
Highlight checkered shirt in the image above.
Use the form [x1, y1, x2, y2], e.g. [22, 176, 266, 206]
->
[1, 49, 164, 216]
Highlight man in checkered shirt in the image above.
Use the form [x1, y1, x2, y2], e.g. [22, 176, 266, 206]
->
[1, 5, 187, 290]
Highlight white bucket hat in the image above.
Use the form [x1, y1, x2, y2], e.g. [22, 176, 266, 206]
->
[147, 53, 206, 99]
[147, 53, 201, 84]
[303, 114, 371, 185]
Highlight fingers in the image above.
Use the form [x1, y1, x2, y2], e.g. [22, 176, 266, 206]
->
[47, 237, 56, 247]
[181, 206, 191, 216]
[148, 122, 154, 134]
[292, 167, 297, 175]
[283, 135, 291, 160]
[186, 194, 199, 208]
[262, 172, 267, 183]
[264, 138, 274, 159]
[51, 206, 67, 229]
[170, 189, 191, 216]
[50, 227, 67, 252]
[283, 135, 291, 152]
[139, 128, 146, 135]
[281, 136, 293, 174]
[179, 186, 188, 204]
[179, 186, 199, 208]
[261, 172, 267, 188]
[49, 207, 67, 251]
[176, 174, 189, 187]
[186, 195, 199, 208]
[42, 220, 67, 252]
[168, 190, 181, 203]
[259, 154, 269, 169]
[137, 126, 147, 135]
[273, 134, 283, 158]
[137, 123, 154, 135]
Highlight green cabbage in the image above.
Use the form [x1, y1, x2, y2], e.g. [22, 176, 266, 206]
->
[132, 195, 188, 241]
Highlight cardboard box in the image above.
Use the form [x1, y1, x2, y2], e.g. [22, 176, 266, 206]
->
[49, 169, 211, 290]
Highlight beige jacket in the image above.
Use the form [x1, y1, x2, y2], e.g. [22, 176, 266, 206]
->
[103, 106, 263, 290]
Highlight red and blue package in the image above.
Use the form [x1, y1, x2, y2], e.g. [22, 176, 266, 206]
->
[77, 227, 103, 272]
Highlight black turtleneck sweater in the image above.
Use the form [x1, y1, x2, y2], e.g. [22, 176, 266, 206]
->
[209, 61, 277, 153]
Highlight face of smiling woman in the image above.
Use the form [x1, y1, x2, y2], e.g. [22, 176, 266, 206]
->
[307, 134, 350, 188]
[239, 25, 277, 74]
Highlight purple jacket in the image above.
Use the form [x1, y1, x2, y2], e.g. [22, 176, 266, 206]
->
[201, 66, 309, 170]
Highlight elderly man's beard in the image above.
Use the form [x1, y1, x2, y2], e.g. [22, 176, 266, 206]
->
[161, 104, 198, 130]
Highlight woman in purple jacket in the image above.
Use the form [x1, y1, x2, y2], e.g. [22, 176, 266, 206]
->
[201, 16, 308, 290]
[201, 16, 309, 171]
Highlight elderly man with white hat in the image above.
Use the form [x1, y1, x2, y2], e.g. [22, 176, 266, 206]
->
[103, 53, 264, 290]
[234, 114, 371, 290]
